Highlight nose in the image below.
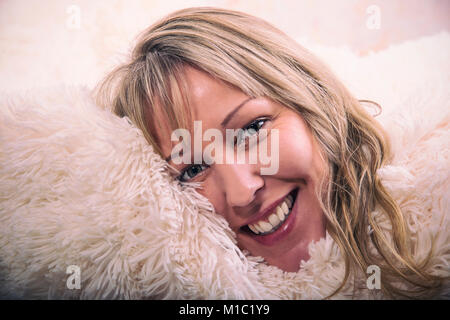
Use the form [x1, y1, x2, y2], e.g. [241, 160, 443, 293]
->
[215, 162, 264, 208]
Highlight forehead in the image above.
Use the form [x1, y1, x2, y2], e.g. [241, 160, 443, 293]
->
[184, 66, 248, 120]
[154, 66, 249, 158]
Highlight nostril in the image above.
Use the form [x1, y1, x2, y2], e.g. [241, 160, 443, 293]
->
[219, 164, 264, 208]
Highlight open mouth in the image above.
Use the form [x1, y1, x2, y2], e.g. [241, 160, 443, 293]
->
[241, 188, 299, 236]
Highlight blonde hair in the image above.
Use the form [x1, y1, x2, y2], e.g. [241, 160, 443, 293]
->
[96, 7, 444, 298]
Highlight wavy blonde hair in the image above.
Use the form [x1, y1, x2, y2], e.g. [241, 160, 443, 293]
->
[95, 7, 444, 298]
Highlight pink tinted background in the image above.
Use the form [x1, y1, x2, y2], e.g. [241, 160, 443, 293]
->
[1, 0, 448, 53]
[0, 0, 448, 90]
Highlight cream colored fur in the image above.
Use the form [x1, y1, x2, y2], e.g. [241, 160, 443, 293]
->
[0, 33, 449, 299]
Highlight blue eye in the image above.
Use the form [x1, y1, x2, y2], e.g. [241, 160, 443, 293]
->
[178, 163, 208, 182]
[237, 118, 268, 145]
[245, 119, 266, 134]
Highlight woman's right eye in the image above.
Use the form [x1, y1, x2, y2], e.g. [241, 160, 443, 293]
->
[178, 164, 209, 182]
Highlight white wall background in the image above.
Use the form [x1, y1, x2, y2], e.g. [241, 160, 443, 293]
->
[0, 0, 449, 92]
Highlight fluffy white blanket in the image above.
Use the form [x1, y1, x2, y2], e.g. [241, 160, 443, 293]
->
[0, 33, 449, 299]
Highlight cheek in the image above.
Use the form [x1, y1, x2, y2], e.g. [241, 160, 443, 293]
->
[195, 178, 227, 217]
[275, 120, 315, 179]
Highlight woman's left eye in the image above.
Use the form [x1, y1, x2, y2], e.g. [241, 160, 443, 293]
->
[237, 118, 268, 145]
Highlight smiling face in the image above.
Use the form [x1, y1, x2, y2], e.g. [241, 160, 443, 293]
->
[155, 66, 328, 272]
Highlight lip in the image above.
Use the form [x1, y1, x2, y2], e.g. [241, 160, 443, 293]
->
[243, 188, 299, 246]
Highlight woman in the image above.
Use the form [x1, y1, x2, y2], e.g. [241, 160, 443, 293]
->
[96, 7, 446, 298]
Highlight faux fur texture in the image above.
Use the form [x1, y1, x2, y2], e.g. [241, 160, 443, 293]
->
[0, 33, 449, 299]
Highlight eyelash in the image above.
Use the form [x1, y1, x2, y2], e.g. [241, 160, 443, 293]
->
[177, 117, 269, 182]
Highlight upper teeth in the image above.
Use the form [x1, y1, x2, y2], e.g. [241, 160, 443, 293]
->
[248, 194, 294, 235]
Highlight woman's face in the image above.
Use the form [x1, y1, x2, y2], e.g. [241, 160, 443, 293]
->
[156, 66, 328, 272]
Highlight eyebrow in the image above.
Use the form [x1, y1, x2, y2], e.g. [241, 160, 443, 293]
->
[220, 97, 254, 128]
[164, 97, 254, 163]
